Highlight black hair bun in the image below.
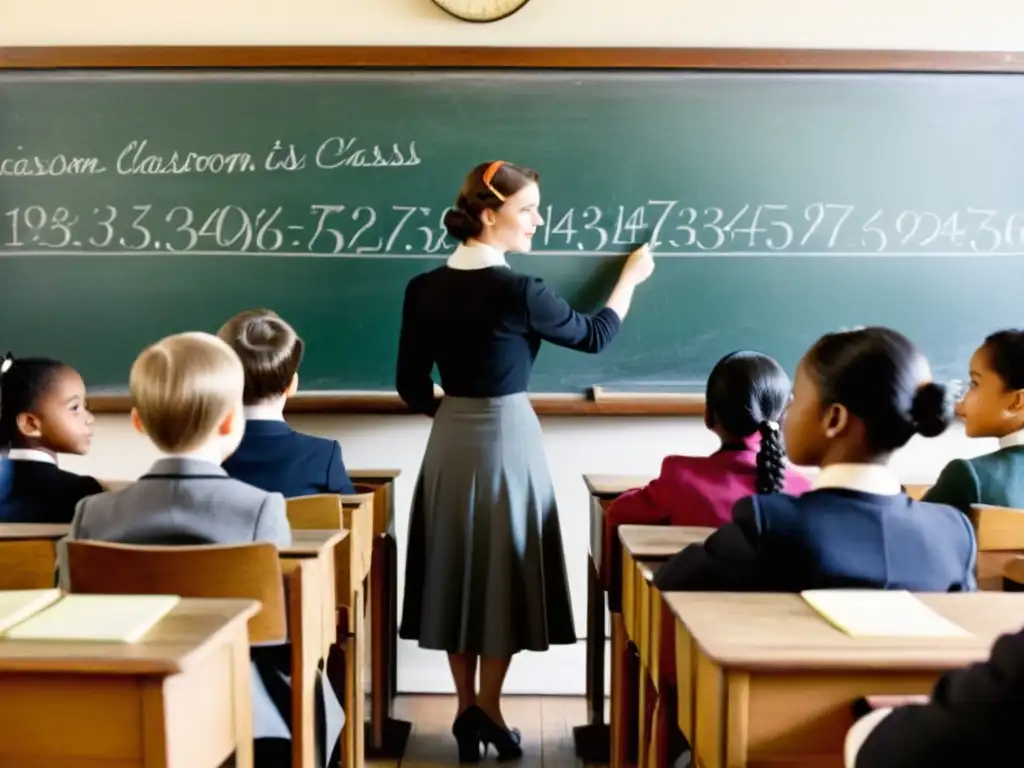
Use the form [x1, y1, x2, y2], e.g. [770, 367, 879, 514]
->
[910, 381, 955, 438]
[443, 208, 482, 242]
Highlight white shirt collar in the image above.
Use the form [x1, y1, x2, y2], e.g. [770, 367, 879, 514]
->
[446, 242, 509, 271]
[999, 428, 1024, 449]
[812, 463, 903, 495]
[5, 448, 57, 465]
[244, 403, 286, 422]
[165, 444, 226, 466]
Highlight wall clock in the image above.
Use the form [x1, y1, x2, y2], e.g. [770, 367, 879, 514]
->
[431, 0, 532, 23]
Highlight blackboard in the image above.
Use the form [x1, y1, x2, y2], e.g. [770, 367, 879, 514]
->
[1, 63, 1023, 402]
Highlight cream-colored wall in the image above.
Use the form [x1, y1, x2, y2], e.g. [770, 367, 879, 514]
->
[6, 0, 1018, 693]
[0, 0, 1020, 49]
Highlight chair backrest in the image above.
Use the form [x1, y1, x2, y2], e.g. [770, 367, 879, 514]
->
[0, 540, 58, 589]
[286, 494, 345, 529]
[65, 540, 287, 642]
[968, 504, 1024, 590]
[903, 484, 931, 500]
[1003, 556, 1024, 591]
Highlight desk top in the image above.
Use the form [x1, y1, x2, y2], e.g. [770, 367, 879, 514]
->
[0, 597, 258, 675]
[664, 592, 1024, 670]
[619, 525, 714, 560]
[280, 529, 348, 556]
[349, 469, 402, 480]
[583, 474, 652, 498]
[0, 524, 69, 541]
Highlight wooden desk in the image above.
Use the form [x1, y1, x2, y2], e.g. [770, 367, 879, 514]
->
[280, 529, 347, 654]
[281, 529, 365, 768]
[619, 526, 712, 768]
[665, 592, 1024, 768]
[0, 524, 69, 541]
[575, 474, 652, 762]
[0, 597, 258, 768]
[349, 468, 408, 758]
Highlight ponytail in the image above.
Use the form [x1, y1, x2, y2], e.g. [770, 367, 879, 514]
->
[755, 420, 787, 494]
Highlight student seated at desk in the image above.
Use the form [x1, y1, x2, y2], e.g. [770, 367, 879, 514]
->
[0, 353, 102, 523]
[218, 308, 356, 497]
[924, 329, 1024, 514]
[59, 332, 342, 768]
[602, 350, 811, 586]
[656, 327, 978, 593]
[844, 623, 1024, 766]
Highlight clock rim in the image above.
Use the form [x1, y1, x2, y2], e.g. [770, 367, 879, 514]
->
[430, 0, 532, 23]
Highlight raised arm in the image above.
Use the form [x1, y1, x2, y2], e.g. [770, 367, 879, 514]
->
[521, 244, 655, 353]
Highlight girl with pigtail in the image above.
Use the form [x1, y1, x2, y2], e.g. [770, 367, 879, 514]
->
[602, 350, 811, 587]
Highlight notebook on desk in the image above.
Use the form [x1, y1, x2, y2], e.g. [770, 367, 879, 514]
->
[801, 589, 972, 638]
[0, 589, 62, 635]
[2, 594, 181, 643]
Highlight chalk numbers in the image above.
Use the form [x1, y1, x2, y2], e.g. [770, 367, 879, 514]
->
[2, 200, 1023, 257]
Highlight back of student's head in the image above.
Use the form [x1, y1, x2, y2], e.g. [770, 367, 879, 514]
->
[130, 332, 244, 454]
[705, 350, 792, 494]
[795, 326, 953, 459]
[0, 354, 89, 453]
[217, 309, 303, 406]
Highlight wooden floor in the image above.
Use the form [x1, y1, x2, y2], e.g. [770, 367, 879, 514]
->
[369, 696, 596, 768]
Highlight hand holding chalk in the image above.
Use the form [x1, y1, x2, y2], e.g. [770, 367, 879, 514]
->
[622, 243, 655, 285]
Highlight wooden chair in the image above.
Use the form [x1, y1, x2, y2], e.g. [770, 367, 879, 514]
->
[287, 493, 374, 768]
[64, 541, 326, 768]
[1002, 556, 1024, 591]
[903, 484, 931, 500]
[969, 504, 1024, 590]
[0, 540, 58, 589]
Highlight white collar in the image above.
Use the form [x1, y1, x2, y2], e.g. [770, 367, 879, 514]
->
[244, 403, 286, 422]
[999, 428, 1024, 449]
[5, 448, 57, 465]
[165, 444, 226, 466]
[812, 463, 903, 495]
[446, 242, 509, 271]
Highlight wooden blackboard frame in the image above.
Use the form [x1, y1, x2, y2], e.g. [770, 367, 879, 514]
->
[2, 45, 1022, 415]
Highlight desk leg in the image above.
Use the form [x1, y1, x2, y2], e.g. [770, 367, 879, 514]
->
[573, 554, 610, 762]
[364, 533, 412, 759]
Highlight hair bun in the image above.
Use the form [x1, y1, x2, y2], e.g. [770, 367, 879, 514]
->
[910, 381, 955, 438]
[443, 207, 482, 243]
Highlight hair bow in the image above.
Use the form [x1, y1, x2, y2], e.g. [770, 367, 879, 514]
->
[0, 352, 12, 375]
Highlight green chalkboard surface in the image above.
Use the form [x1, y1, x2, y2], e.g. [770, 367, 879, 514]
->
[0, 68, 1022, 395]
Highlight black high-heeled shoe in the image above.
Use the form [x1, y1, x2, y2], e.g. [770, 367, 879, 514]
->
[452, 707, 484, 763]
[473, 706, 523, 761]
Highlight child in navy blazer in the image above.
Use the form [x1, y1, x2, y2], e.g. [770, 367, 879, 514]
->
[0, 353, 103, 523]
[218, 309, 355, 497]
[656, 326, 977, 594]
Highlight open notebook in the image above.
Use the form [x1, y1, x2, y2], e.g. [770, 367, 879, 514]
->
[2, 594, 181, 643]
[801, 589, 972, 638]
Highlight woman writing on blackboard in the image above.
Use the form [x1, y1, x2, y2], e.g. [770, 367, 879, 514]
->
[396, 160, 654, 761]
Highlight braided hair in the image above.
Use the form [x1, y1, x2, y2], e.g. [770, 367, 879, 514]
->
[755, 419, 787, 494]
[0, 353, 68, 451]
[705, 351, 793, 495]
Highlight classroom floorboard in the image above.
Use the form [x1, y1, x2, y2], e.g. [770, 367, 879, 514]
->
[369, 695, 601, 768]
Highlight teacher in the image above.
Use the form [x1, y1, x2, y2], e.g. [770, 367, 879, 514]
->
[396, 160, 654, 762]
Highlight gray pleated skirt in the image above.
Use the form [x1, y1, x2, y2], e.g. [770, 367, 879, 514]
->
[399, 392, 577, 657]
